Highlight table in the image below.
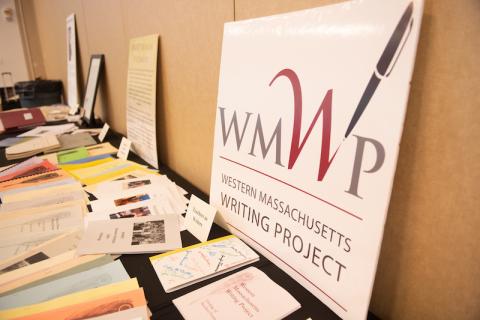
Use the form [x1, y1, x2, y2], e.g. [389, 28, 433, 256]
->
[0, 126, 380, 320]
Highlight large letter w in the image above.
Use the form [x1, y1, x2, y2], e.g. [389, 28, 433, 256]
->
[269, 69, 338, 181]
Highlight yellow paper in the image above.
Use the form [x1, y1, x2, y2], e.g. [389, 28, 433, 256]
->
[150, 235, 236, 261]
[86, 142, 117, 156]
[67, 159, 127, 178]
[81, 164, 155, 185]
[59, 157, 114, 172]
[0, 278, 139, 318]
[0, 183, 85, 204]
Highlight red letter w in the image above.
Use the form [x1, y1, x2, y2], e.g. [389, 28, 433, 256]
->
[270, 69, 338, 181]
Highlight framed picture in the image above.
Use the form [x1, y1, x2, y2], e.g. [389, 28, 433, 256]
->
[82, 54, 104, 126]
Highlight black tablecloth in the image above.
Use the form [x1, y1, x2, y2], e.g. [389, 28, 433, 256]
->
[0, 126, 380, 320]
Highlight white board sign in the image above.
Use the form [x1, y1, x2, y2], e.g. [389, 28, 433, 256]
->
[210, 1, 423, 319]
[66, 14, 79, 110]
[126, 34, 159, 169]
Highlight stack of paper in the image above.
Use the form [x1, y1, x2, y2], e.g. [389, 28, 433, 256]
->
[0, 108, 46, 133]
[0, 260, 130, 308]
[6, 130, 99, 160]
[52, 142, 117, 165]
[89, 174, 188, 209]
[17, 123, 78, 138]
[0, 277, 150, 320]
[150, 235, 259, 292]
[39, 105, 71, 122]
[0, 164, 88, 272]
[89, 176, 188, 214]
[62, 158, 157, 185]
[5, 135, 60, 160]
[0, 156, 57, 182]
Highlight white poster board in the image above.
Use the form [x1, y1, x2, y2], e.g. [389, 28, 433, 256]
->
[66, 14, 79, 110]
[126, 34, 159, 169]
[210, 1, 423, 319]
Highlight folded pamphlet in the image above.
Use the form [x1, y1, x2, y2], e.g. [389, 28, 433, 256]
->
[77, 215, 182, 254]
[173, 266, 301, 320]
[150, 235, 259, 292]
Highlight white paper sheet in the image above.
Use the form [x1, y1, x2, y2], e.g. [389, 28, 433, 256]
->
[66, 14, 79, 110]
[77, 215, 181, 254]
[173, 267, 300, 319]
[126, 34, 159, 168]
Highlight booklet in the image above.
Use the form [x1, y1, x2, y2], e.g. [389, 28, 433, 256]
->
[0, 160, 56, 183]
[89, 186, 176, 214]
[0, 204, 84, 260]
[17, 123, 78, 137]
[0, 254, 107, 295]
[77, 215, 182, 254]
[86, 200, 166, 222]
[5, 135, 60, 160]
[53, 132, 97, 152]
[0, 169, 74, 194]
[0, 260, 130, 309]
[150, 235, 259, 293]
[0, 230, 82, 274]
[173, 267, 300, 320]
[90, 174, 188, 214]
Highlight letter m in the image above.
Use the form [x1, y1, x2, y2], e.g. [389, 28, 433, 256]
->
[269, 69, 338, 181]
[218, 107, 252, 150]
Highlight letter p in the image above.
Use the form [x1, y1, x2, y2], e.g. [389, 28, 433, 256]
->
[346, 135, 385, 199]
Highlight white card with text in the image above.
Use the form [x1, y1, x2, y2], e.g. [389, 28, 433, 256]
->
[98, 123, 110, 142]
[117, 137, 132, 160]
[184, 195, 216, 242]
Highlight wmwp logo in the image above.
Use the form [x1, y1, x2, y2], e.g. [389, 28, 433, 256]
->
[218, 68, 385, 199]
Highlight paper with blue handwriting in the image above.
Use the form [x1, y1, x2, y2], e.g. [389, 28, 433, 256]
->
[150, 235, 259, 293]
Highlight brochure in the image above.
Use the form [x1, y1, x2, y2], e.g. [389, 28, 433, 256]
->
[77, 215, 182, 254]
[150, 235, 259, 292]
[173, 267, 300, 320]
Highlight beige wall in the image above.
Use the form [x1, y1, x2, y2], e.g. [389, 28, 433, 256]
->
[21, 0, 479, 319]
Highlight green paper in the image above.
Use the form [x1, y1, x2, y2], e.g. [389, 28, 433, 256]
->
[57, 147, 89, 164]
